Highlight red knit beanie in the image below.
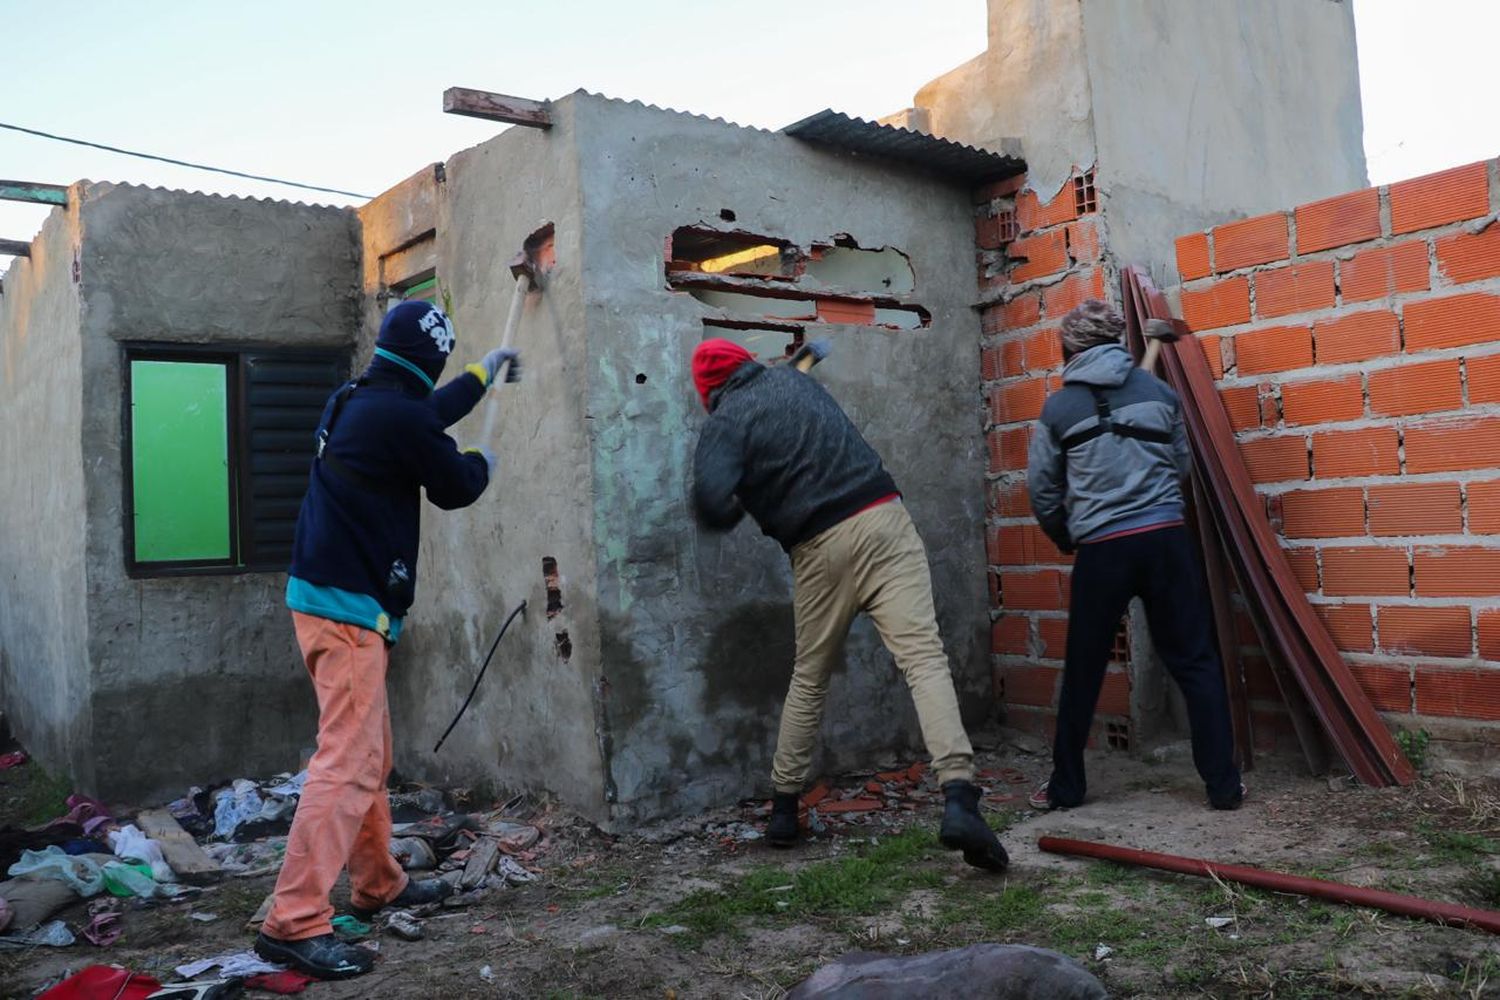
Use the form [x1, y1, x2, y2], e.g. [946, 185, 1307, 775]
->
[691, 339, 754, 410]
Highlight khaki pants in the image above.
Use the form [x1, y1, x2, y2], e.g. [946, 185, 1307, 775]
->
[772, 500, 975, 792]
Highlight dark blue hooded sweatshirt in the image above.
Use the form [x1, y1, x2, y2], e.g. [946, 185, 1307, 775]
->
[286, 302, 491, 641]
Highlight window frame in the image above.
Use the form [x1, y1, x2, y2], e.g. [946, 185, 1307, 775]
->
[120, 341, 347, 579]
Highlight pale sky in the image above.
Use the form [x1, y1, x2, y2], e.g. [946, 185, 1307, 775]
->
[2, 1, 1496, 247]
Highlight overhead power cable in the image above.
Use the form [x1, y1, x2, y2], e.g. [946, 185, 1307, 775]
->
[0, 120, 374, 200]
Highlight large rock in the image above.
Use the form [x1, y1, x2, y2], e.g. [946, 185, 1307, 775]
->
[787, 943, 1108, 1000]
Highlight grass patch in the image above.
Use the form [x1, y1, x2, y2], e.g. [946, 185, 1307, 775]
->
[3, 764, 72, 826]
[646, 827, 945, 941]
[1418, 822, 1499, 863]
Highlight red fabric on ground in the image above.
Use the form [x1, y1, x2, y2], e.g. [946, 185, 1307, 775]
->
[39, 966, 160, 1000]
[246, 970, 317, 994]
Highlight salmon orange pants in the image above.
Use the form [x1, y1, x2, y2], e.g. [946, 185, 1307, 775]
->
[263, 612, 408, 941]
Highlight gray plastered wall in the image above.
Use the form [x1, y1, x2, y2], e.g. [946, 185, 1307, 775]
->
[372, 103, 613, 819]
[0, 198, 91, 783]
[570, 93, 990, 825]
[74, 184, 360, 802]
[914, 0, 1367, 283]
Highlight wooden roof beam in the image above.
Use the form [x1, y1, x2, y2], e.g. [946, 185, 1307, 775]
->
[0, 239, 31, 257]
[443, 88, 551, 129]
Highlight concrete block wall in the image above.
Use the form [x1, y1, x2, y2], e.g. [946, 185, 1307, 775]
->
[1173, 157, 1500, 765]
[974, 168, 1131, 746]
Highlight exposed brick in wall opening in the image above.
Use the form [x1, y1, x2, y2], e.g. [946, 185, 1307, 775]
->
[1173, 156, 1500, 739]
[542, 556, 564, 618]
[1073, 169, 1097, 216]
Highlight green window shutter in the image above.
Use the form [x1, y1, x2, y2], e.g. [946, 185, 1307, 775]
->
[129, 360, 232, 562]
[400, 277, 438, 304]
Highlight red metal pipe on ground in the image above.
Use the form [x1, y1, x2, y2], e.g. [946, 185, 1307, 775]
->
[1039, 836, 1500, 935]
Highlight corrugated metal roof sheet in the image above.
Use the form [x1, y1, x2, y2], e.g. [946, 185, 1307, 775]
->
[781, 110, 1025, 185]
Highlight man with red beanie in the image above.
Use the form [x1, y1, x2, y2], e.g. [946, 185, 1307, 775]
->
[691, 338, 1008, 871]
[254, 301, 519, 980]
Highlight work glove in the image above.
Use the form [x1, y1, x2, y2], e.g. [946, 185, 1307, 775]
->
[479, 347, 522, 385]
[463, 446, 498, 476]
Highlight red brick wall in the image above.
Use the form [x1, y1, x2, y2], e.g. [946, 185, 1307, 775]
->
[974, 169, 1129, 743]
[1174, 158, 1500, 744]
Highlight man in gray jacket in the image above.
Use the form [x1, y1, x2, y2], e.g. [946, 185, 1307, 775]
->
[1025, 300, 1242, 811]
[692, 338, 1008, 871]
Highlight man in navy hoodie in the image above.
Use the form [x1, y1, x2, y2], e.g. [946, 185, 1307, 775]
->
[255, 301, 518, 980]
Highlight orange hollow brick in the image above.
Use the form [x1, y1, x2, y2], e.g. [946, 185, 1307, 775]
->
[1414, 546, 1500, 598]
[1367, 359, 1463, 417]
[1388, 161, 1490, 235]
[1340, 242, 1430, 303]
[1377, 605, 1473, 658]
[1279, 375, 1363, 426]
[1368, 482, 1463, 536]
[1181, 277, 1251, 331]
[1321, 546, 1411, 598]
[1233, 325, 1314, 375]
[1295, 188, 1382, 253]
[1213, 212, 1290, 272]
[1314, 310, 1400, 365]
[1254, 261, 1335, 319]
[1415, 665, 1500, 721]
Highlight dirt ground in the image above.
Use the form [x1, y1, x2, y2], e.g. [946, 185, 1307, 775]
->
[4, 730, 1499, 999]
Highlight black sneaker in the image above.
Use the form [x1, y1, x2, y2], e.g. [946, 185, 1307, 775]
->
[766, 792, 800, 848]
[1210, 782, 1248, 811]
[351, 877, 454, 921]
[939, 780, 1010, 872]
[254, 931, 373, 980]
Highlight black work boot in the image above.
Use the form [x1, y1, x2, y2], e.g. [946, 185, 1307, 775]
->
[350, 876, 454, 921]
[766, 792, 800, 848]
[939, 780, 1010, 872]
[254, 931, 373, 980]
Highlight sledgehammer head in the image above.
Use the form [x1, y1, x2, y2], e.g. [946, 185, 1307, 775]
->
[790, 338, 830, 373]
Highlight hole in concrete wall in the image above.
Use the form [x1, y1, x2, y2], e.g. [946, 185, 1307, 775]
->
[635, 372, 648, 384]
[1105, 720, 1131, 751]
[554, 630, 572, 660]
[542, 556, 564, 619]
[669, 226, 929, 330]
[1074, 170, 1098, 215]
[700, 321, 807, 361]
[804, 240, 915, 296]
[719, 209, 736, 222]
[667, 227, 799, 278]
[525, 221, 557, 275]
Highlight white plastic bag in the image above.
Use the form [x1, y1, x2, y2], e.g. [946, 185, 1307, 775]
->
[108, 824, 175, 882]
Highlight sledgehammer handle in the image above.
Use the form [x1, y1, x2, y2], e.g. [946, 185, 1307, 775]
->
[479, 271, 530, 441]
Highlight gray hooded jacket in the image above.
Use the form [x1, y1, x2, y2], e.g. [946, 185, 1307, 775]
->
[1026, 343, 1190, 551]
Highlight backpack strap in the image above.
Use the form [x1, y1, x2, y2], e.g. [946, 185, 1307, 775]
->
[1060, 386, 1174, 451]
[315, 379, 408, 497]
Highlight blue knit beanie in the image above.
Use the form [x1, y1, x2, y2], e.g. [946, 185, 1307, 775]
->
[375, 301, 456, 385]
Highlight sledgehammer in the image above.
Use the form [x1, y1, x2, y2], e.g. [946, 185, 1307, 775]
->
[789, 337, 829, 373]
[1140, 317, 1185, 372]
[479, 223, 554, 441]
